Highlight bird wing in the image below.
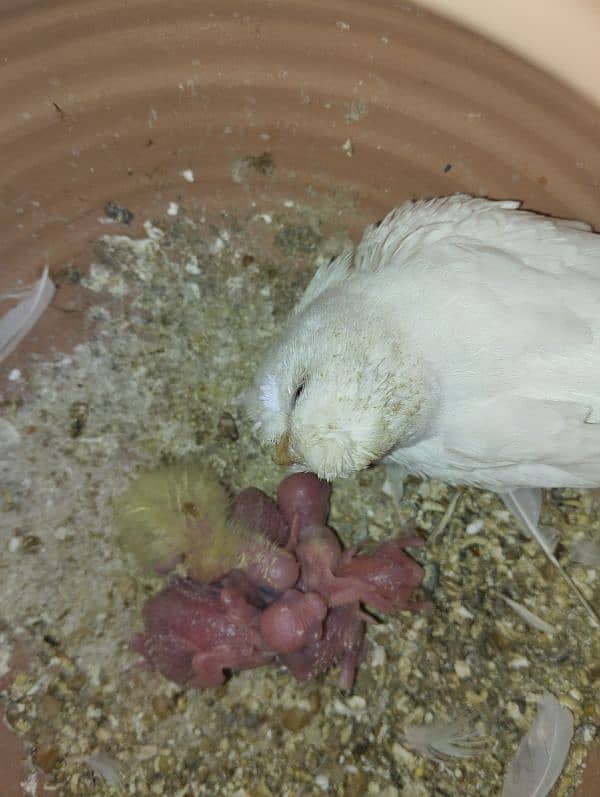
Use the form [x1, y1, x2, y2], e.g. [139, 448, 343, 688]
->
[443, 395, 600, 470]
[297, 194, 594, 313]
[366, 195, 600, 485]
[353, 194, 594, 278]
[293, 249, 354, 316]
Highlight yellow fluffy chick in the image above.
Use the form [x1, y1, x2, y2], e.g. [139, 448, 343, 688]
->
[114, 463, 240, 580]
[114, 463, 299, 591]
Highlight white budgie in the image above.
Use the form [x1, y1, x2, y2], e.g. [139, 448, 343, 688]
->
[248, 194, 600, 624]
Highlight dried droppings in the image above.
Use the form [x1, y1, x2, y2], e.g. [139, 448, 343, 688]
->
[103, 201, 134, 225]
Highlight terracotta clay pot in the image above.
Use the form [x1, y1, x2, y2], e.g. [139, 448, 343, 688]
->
[1, 2, 599, 795]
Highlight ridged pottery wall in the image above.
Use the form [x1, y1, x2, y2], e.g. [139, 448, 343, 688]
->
[3, 0, 600, 377]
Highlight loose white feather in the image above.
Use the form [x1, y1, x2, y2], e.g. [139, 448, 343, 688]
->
[502, 488, 543, 539]
[70, 752, 122, 786]
[538, 525, 561, 554]
[501, 693, 573, 797]
[0, 266, 55, 363]
[501, 488, 560, 554]
[569, 537, 600, 567]
[500, 595, 554, 636]
[501, 489, 600, 627]
[404, 709, 486, 762]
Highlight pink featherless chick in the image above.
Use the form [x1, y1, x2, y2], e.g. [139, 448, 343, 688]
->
[277, 472, 427, 614]
[275, 473, 427, 687]
[131, 572, 273, 688]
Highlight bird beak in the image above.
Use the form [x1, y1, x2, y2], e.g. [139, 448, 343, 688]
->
[272, 433, 296, 466]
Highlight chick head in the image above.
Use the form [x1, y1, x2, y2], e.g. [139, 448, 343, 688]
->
[248, 294, 431, 480]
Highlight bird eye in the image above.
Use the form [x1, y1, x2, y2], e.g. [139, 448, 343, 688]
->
[291, 381, 305, 408]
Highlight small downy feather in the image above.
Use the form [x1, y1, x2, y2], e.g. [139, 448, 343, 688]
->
[500, 595, 554, 637]
[569, 537, 600, 567]
[0, 266, 55, 363]
[70, 752, 122, 786]
[501, 489, 600, 628]
[501, 693, 573, 797]
[501, 488, 544, 543]
[404, 708, 486, 762]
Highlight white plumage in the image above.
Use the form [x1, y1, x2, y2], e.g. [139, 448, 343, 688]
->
[249, 194, 600, 491]
[248, 194, 600, 623]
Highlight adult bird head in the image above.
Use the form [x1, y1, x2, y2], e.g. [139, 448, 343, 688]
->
[247, 291, 433, 481]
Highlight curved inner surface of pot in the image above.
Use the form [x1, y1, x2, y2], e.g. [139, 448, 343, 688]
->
[2, 5, 600, 797]
[2, 0, 600, 372]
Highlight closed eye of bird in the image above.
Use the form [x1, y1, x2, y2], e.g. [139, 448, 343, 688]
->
[291, 380, 306, 408]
